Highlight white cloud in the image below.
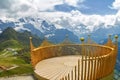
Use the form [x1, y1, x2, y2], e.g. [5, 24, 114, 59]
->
[31, 0, 63, 11]
[64, 0, 78, 6]
[112, 0, 120, 10]
[36, 10, 117, 35]
[64, 0, 83, 6]
[0, 0, 64, 18]
[0, 0, 86, 19]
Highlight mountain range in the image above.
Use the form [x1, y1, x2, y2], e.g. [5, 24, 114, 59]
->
[1, 17, 120, 43]
[0, 17, 79, 43]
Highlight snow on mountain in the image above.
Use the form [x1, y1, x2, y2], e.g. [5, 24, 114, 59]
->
[0, 20, 3, 24]
[0, 29, 2, 33]
[0, 17, 79, 43]
[45, 34, 55, 38]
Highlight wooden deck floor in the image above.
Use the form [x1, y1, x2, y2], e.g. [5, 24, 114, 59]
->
[34, 56, 90, 80]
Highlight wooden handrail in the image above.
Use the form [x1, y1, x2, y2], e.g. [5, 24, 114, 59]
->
[30, 34, 118, 80]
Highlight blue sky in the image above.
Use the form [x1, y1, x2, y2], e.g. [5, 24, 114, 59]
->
[79, 0, 117, 15]
[53, 0, 117, 15]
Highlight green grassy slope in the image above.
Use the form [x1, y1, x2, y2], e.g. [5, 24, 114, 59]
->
[0, 27, 42, 77]
[0, 39, 22, 50]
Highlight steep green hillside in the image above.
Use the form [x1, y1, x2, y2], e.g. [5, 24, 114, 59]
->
[0, 27, 17, 40]
[0, 27, 43, 49]
[0, 39, 22, 50]
[0, 27, 42, 77]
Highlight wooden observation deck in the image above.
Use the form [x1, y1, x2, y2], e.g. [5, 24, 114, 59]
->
[30, 35, 118, 80]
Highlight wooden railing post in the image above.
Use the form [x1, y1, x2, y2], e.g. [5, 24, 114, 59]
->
[75, 66, 77, 80]
[80, 37, 85, 80]
[71, 70, 73, 80]
[78, 59, 80, 80]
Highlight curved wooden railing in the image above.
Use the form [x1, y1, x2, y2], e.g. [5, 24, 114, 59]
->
[30, 35, 118, 80]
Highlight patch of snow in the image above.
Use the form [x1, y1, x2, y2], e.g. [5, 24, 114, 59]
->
[54, 24, 64, 29]
[0, 30, 2, 34]
[45, 34, 55, 38]
[14, 26, 31, 32]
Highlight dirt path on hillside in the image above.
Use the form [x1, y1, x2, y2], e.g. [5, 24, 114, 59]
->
[0, 75, 35, 80]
